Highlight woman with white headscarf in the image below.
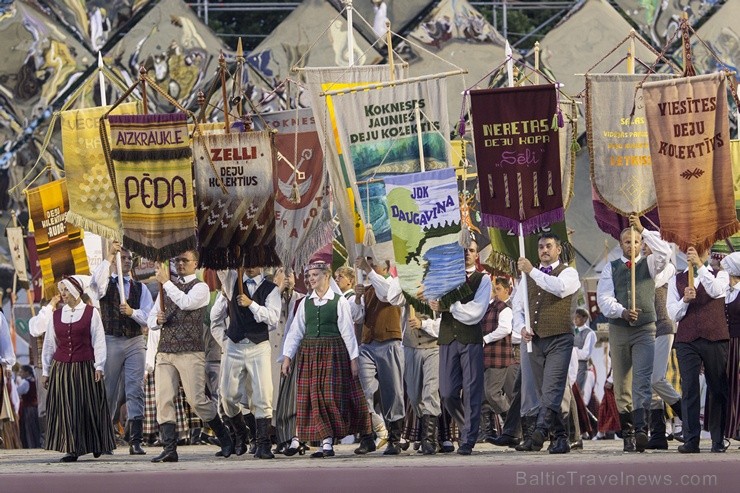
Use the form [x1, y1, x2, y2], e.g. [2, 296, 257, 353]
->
[721, 252, 740, 443]
[40, 275, 115, 462]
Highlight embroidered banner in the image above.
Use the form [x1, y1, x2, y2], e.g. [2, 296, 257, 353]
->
[332, 78, 450, 262]
[470, 84, 563, 235]
[63, 102, 140, 240]
[256, 109, 332, 269]
[303, 65, 407, 264]
[7, 226, 28, 283]
[192, 129, 280, 269]
[384, 168, 465, 314]
[643, 73, 739, 251]
[107, 112, 196, 261]
[586, 74, 675, 216]
[26, 179, 89, 298]
[24, 233, 43, 302]
[559, 100, 578, 210]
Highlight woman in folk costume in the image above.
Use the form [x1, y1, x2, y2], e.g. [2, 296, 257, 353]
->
[721, 252, 740, 444]
[281, 261, 371, 458]
[41, 275, 115, 461]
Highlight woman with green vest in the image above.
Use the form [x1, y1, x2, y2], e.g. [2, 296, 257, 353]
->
[281, 261, 372, 458]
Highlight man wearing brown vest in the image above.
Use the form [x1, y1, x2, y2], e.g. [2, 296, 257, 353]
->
[667, 246, 730, 453]
[147, 250, 233, 462]
[429, 239, 492, 456]
[351, 256, 406, 455]
[90, 241, 153, 455]
[596, 214, 671, 452]
[513, 233, 580, 454]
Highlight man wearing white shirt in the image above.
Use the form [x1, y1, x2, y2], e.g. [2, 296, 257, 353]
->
[597, 215, 670, 452]
[147, 250, 232, 462]
[90, 241, 153, 455]
[513, 233, 580, 454]
[572, 308, 596, 393]
[667, 247, 730, 453]
[429, 239, 492, 455]
[215, 266, 280, 459]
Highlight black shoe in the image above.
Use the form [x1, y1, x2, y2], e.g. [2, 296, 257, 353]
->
[284, 440, 307, 457]
[383, 443, 402, 455]
[60, 454, 78, 463]
[678, 442, 700, 454]
[311, 448, 335, 458]
[634, 431, 648, 452]
[646, 434, 668, 450]
[151, 450, 179, 462]
[254, 443, 275, 459]
[274, 442, 287, 455]
[129, 442, 146, 455]
[530, 428, 547, 452]
[673, 430, 685, 443]
[399, 440, 410, 451]
[208, 417, 233, 458]
[490, 434, 520, 447]
[711, 440, 729, 453]
[549, 436, 571, 454]
[457, 443, 473, 455]
[440, 442, 455, 453]
[354, 435, 377, 455]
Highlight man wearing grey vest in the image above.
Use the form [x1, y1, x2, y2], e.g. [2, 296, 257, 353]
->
[429, 239, 492, 456]
[216, 266, 280, 459]
[513, 233, 580, 454]
[597, 214, 670, 452]
[90, 241, 153, 455]
[147, 250, 233, 462]
[352, 256, 406, 455]
[668, 247, 730, 453]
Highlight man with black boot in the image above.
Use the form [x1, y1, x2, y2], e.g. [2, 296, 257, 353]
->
[216, 266, 281, 459]
[147, 250, 233, 462]
[668, 247, 730, 453]
[513, 233, 580, 455]
[91, 241, 153, 455]
[352, 256, 406, 456]
[429, 239, 492, 456]
[597, 214, 670, 453]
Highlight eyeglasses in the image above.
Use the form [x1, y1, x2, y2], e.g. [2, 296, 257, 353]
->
[174, 257, 195, 264]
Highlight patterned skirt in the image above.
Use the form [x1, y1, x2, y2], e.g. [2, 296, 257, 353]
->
[45, 360, 116, 456]
[726, 337, 740, 439]
[143, 372, 203, 435]
[295, 336, 371, 441]
[598, 384, 621, 433]
[572, 383, 593, 436]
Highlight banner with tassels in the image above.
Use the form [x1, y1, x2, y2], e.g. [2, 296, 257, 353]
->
[26, 179, 89, 299]
[559, 99, 578, 210]
[192, 129, 280, 269]
[106, 112, 196, 261]
[712, 140, 740, 253]
[643, 72, 739, 251]
[331, 78, 450, 262]
[63, 102, 140, 240]
[586, 74, 675, 216]
[486, 221, 573, 276]
[384, 167, 466, 315]
[7, 226, 28, 283]
[470, 84, 563, 235]
[256, 109, 332, 270]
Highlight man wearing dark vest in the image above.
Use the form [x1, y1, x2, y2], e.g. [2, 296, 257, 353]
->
[667, 246, 730, 453]
[513, 233, 580, 454]
[572, 308, 595, 393]
[217, 266, 280, 459]
[91, 241, 153, 455]
[429, 239, 492, 456]
[597, 214, 670, 452]
[147, 250, 233, 462]
[352, 256, 406, 455]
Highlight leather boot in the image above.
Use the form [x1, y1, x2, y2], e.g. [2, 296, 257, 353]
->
[208, 417, 234, 458]
[633, 408, 648, 452]
[646, 408, 668, 450]
[230, 413, 250, 456]
[383, 420, 404, 455]
[254, 418, 275, 459]
[549, 412, 570, 454]
[530, 408, 556, 452]
[354, 432, 377, 455]
[129, 419, 146, 455]
[420, 414, 438, 455]
[477, 408, 495, 443]
[245, 412, 257, 454]
[669, 400, 683, 421]
[620, 412, 636, 452]
[515, 416, 537, 451]
[151, 422, 178, 463]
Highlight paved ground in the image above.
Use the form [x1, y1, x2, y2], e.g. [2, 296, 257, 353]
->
[1, 439, 737, 493]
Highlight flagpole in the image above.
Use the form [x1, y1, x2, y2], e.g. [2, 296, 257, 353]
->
[534, 42, 540, 85]
[220, 52, 230, 134]
[627, 40, 637, 312]
[345, 0, 354, 67]
[519, 223, 533, 353]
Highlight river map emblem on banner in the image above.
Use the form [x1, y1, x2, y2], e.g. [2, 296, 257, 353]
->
[470, 84, 563, 235]
[193, 129, 280, 269]
[384, 167, 466, 314]
[26, 179, 89, 298]
[643, 73, 739, 251]
[331, 78, 450, 262]
[106, 112, 196, 261]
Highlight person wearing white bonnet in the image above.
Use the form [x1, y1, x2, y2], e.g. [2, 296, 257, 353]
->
[722, 251, 740, 444]
[40, 274, 115, 462]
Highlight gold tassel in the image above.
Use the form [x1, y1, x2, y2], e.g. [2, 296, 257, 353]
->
[547, 171, 554, 196]
[517, 172, 525, 220]
[504, 173, 510, 208]
[363, 222, 376, 246]
[533, 172, 540, 207]
[488, 174, 495, 198]
[289, 181, 301, 204]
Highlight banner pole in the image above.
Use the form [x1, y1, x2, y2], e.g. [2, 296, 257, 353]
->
[519, 223, 533, 353]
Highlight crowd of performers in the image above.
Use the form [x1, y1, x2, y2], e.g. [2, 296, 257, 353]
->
[2, 213, 740, 461]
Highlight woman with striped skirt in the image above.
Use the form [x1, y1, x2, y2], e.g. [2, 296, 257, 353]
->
[721, 253, 740, 443]
[281, 261, 371, 458]
[41, 276, 115, 462]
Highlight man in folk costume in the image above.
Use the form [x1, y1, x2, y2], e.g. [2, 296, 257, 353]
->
[90, 241, 153, 455]
[147, 250, 233, 462]
[215, 266, 280, 459]
[428, 239, 492, 455]
[572, 308, 596, 393]
[667, 247, 730, 453]
[597, 214, 671, 452]
[513, 233, 580, 454]
[351, 256, 406, 455]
